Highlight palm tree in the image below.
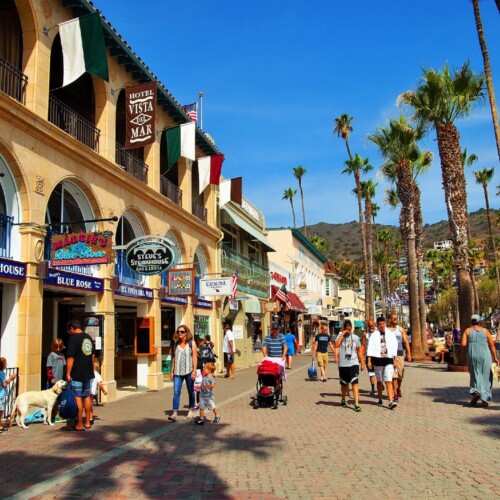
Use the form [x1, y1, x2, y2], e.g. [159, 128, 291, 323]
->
[474, 167, 500, 296]
[333, 114, 354, 160]
[400, 61, 486, 333]
[377, 230, 393, 317]
[368, 115, 425, 359]
[360, 179, 377, 321]
[343, 154, 373, 316]
[282, 187, 298, 227]
[293, 165, 307, 237]
[472, 0, 500, 162]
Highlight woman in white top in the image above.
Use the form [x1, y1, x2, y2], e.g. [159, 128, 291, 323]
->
[168, 325, 198, 421]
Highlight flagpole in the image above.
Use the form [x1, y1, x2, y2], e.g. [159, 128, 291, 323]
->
[198, 91, 203, 129]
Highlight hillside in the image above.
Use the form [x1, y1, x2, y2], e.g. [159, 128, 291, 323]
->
[307, 209, 499, 262]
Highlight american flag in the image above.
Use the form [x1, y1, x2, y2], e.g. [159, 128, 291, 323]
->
[275, 284, 291, 308]
[229, 269, 239, 301]
[182, 102, 197, 122]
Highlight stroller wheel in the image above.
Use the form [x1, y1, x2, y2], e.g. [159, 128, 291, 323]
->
[253, 398, 259, 409]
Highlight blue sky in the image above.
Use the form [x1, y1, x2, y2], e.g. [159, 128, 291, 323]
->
[94, 0, 500, 228]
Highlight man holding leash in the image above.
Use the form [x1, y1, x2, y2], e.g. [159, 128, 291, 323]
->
[66, 319, 95, 431]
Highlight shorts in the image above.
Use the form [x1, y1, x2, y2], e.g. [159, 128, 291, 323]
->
[0, 396, 5, 411]
[72, 380, 91, 398]
[393, 355, 405, 380]
[199, 397, 216, 411]
[374, 364, 394, 383]
[224, 353, 234, 364]
[316, 352, 329, 367]
[339, 365, 360, 386]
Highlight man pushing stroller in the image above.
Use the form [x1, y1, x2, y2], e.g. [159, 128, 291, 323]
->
[262, 323, 288, 360]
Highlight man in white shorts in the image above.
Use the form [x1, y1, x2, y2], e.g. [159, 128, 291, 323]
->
[366, 316, 398, 409]
[387, 313, 412, 401]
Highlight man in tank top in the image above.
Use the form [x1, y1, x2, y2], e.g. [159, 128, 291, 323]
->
[387, 313, 412, 401]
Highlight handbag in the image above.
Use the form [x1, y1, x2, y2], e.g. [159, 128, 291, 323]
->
[59, 381, 78, 419]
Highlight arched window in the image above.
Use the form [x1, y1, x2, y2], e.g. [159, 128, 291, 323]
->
[193, 246, 208, 298]
[115, 212, 145, 285]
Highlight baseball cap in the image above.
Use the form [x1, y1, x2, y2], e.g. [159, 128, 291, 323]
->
[271, 322, 280, 329]
[471, 314, 481, 322]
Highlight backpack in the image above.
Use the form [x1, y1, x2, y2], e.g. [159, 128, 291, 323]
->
[201, 341, 216, 363]
[59, 381, 78, 419]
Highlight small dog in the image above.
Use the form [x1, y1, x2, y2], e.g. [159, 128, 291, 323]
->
[10, 380, 68, 429]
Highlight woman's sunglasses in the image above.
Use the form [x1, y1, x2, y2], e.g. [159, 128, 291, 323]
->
[177, 330, 186, 334]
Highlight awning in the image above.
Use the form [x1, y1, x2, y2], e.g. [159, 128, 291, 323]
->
[222, 206, 276, 252]
[354, 320, 364, 328]
[270, 285, 307, 313]
[244, 295, 262, 314]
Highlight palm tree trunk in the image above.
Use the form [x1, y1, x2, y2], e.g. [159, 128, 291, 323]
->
[435, 122, 473, 336]
[354, 172, 369, 317]
[470, 269, 480, 312]
[483, 184, 500, 298]
[472, 0, 500, 163]
[299, 180, 307, 237]
[345, 139, 353, 161]
[290, 199, 297, 227]
[365, 199, 374, 321]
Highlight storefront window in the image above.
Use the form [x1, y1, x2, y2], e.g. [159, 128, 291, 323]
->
[194, 315, 210, 338]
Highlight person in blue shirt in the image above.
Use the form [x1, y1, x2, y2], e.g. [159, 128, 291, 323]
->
[262, 323, 288, 360]
[284, 328, 299, 369]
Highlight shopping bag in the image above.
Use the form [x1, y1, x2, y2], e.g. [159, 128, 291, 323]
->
[308, 360, 318, 380]
[59, 381, 78, 419]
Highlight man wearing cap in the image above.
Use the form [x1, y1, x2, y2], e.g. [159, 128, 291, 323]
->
[312, 323, 336, 382]
[262, 323, 288, 360]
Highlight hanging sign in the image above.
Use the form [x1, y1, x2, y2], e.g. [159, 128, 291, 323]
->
[263, 301, 280, 313]
[200, 277, 232, 296]
[51, 232, 113, 267]
[125, 236, 175, 276]
[125, 82, 157, 148]
[167, 268, 194, 296]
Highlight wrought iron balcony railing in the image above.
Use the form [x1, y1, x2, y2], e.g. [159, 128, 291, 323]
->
[0, 57, 27, 104]
[0, 213, 13, 258]
[116, 143, 148, 184]
[160, 175, 182, 205]
[192, 199, 207, 223]
[48, 94, 100, 151]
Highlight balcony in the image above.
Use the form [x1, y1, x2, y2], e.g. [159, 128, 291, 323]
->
[48, 94, 100, 151]
[115, 249, 144, 286]
[0, 213, 13, 258]
[0, 57, 27, 104]
[160, 176, 182, 205]
[192, 199, 207, 223]
[116, 143, 148, 184]
[221, 243, 270, 297]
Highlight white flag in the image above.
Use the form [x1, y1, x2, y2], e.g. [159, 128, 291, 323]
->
[180, 122, 195, 161]
[198, 156, 211, 194]
[219, 179, 231, 207]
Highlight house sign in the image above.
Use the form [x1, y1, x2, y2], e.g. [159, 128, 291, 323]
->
[125, 236, 175, 276]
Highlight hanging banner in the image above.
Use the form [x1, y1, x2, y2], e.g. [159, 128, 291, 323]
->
[125, 82, 157, 148]
[199, 277, 232, 296]
[51, 232, 113, 267]
[167, 268, 195, 296]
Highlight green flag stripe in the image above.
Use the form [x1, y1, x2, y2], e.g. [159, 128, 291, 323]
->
[80, 13, 109, 82]
[166, 126, 181, 169]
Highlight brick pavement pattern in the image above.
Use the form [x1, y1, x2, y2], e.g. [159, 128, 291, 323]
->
[2, 354, 499, 499]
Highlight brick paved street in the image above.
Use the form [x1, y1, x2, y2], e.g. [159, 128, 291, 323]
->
[2, 354, 499, 499]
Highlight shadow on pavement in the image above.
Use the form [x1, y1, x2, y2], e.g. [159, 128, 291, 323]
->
[2, 418, 284, 498]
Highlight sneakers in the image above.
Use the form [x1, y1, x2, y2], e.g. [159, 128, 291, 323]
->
[213, 416, 221, 424]
[377, 399, 384, 406]
[393, 395, 399, 402]
[194, 417, 205, 425]
[168, 412, 178, 422]
[397, 389, 402, 399]
[341, 399, 347, 408]
[354, 405, 361, 412]
[389, 401, 398, 409]
[370, 389, 376, 396]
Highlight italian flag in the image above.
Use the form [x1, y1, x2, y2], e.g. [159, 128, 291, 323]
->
[166, 122, 196, 169]
[59, 14, 109, 87]
[198, 154, 224, 194]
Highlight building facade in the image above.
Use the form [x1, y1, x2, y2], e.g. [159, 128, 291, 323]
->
[0, 0, 226, 399]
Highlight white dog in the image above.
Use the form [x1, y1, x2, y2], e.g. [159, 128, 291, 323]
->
[10, 380, 68, 429]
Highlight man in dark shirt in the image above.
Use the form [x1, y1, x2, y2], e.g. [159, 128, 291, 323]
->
[312, 324, 335, 382]
[66, 319, 95, 431]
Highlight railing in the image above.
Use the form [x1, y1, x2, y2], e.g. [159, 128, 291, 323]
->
[160, 176, 182, 205]
[115, 249, 144, 286]
[0, 213, 13, 258]
[2, 367, 19, 420]
[221, 243, 270, 295]
[192, 199, 207, 222]
[116, 143, 148, 184]
[48, 94, 100, 151]
[0, 57, 27, 104]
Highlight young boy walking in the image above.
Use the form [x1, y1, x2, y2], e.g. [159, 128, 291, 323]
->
[195, 362, 220, 424]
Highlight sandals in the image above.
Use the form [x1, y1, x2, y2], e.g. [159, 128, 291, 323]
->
[481, 401, 489, 408]
[469, 393, 480, 407]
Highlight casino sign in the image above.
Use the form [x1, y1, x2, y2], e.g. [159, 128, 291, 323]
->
[125, 236, 176, 276]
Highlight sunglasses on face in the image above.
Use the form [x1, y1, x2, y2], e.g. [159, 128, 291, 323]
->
[177, 330, 186, 334]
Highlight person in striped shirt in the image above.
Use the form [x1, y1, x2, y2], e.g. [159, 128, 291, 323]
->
[262, 323, 288, 360]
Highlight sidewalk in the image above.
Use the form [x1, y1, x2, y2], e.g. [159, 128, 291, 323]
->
[2, 354, 499, 499]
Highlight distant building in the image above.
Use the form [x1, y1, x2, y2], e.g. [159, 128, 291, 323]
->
[434, 240, 453, 251]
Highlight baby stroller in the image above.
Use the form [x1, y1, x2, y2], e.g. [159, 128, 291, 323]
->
[253, 359, 288, 409]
